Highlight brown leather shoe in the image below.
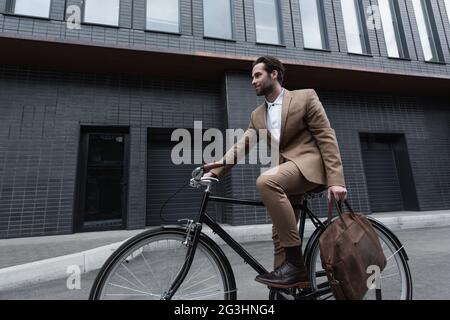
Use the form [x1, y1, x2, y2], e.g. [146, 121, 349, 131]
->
[255, 262, 311, 289]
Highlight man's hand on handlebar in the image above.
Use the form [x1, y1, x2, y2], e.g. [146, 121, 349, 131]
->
[202, 171, 218, 179]
[201, 162, 222, 179]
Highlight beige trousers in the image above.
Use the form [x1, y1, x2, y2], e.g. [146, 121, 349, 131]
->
[255, 160, 320, 270]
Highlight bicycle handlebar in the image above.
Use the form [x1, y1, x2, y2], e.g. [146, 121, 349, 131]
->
[191, 163, 225, 181]
[202, 162, 225, 172]
[190, 163, 225, 190]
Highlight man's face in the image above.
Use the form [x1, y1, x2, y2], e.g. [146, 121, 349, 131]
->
[251, 63, 277, 96]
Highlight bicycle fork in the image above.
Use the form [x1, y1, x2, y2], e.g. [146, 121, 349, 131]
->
[161, 220, 203, 300]
[161, 189, 210, 300]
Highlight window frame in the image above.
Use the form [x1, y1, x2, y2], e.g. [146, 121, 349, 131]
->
[253, 0, 285, 46]
[441, 0, 450, 50]
[378, 0, 409, 59]
[389, 0, 409, 59]
[7, 0, 52, 19]
[341, 0, 371, 55]
[444, 0, 450, 25]
[82, 0, 121, 28]
[299, 0, 330, 50]
[145, 0, 181, 34]
[202, 0, 235, 41]
[355, 0, 371, 54]
[412, 0, 445, 63]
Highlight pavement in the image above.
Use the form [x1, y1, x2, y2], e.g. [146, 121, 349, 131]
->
[1, 209, 450, 294]
[1, 226, 450, 300]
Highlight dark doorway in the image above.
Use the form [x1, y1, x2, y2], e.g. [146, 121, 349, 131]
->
[76, 127, 129, 232]
[360, 133, 419, 213]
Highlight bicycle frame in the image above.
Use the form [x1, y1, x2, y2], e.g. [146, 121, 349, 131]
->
[161, 185, 327, 300]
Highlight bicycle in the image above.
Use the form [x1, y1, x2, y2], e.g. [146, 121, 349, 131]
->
[89, 163, 413, 300]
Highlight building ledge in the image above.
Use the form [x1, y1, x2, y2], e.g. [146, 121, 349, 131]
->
[0, 32, 449, 97]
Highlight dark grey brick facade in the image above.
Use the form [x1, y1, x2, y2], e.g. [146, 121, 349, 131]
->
[0, 0, 449, 238]
[0, 66, 223, 238]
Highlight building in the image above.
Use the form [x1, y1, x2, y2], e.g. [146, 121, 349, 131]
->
[0, 0, 449, 239]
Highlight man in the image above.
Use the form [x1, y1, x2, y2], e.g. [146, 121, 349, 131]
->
[203, 56, 347, 289]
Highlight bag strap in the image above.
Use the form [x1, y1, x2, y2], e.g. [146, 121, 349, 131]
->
[327, 198, 346, 226]
[327, 197, 359, 227]
[342, 200, 357, 216]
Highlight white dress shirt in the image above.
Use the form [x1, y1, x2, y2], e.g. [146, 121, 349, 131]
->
[265, 89, 284, 143]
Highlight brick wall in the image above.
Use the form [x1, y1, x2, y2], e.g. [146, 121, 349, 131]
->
[0, 65, 222, 238]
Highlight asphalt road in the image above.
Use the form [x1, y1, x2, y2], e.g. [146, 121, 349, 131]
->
[1, 226, 449, 300]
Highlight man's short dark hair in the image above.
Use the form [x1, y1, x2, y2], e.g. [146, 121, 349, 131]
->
[252, 56, 285, 85]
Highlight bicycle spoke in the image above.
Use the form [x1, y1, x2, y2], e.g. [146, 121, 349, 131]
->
[180, 275, 218, 292]
[166, 240, 179, 288]
[120, 262, 150, 291]
[386, 245, 403, 261]
[105, 293, 152, 297]
[115, 272, 143, 291]
[381, 273, 399, 279]
[382, 263, 398, 272]
[140, 251, 164, 292]
[108, 283, 157, 297]
[179, 284, 220, 296]
[181, 258, 212, 288]
[176, 287, 229, 300]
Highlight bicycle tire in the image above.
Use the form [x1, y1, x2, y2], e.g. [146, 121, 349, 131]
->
[304, 218, 413, 300]
[89, 227, 237, 300]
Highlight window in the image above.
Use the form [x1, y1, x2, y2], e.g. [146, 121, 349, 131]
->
[146, 0, 179, 33]
[341, 0, 370, 54]
[299, 0, 329, 49]
[254, 0, 282, 45]
[83, 0, 120, 26]
[444, 0, 450, 25]
[203, 0, 233, 39]
[12, 0, 51, 18]
[378, 0, 408, 58]
[412, 0, 443, 62]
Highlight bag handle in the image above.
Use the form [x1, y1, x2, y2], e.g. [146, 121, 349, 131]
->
[327, 198, 344, 226]
[327, 198, 356, 227]
[342, 200, 356, 216]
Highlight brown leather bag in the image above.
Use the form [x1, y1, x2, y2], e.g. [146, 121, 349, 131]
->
[319, 200, 387, 300]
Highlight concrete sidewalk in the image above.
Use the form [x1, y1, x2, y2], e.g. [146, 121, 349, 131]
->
[1, 209, 450, 291]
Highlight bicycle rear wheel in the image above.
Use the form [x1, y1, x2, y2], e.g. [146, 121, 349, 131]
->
[90, 227, 236, 300]
[306, 219, 413, 300]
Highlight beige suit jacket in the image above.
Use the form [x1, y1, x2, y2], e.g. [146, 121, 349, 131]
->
[210, 89, 346, 188]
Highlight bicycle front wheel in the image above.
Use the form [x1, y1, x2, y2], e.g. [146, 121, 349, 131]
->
[306, 219, 413, 300]
[90, 227, 236, 300]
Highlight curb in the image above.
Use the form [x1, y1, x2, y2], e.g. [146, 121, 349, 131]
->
[0, 242, 126, 292]
[1, 211, 450, 291]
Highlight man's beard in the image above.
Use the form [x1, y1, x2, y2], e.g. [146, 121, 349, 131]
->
[257, 82, 275, 97]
